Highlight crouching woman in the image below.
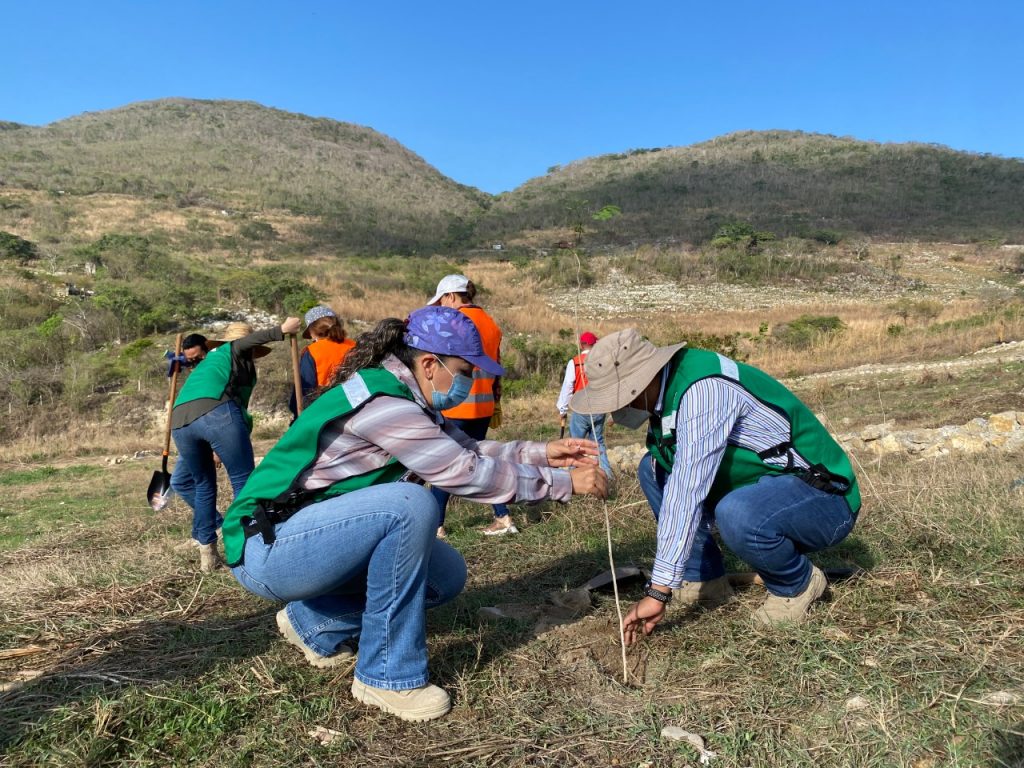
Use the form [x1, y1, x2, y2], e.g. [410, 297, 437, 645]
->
[221, 306, 607, 722]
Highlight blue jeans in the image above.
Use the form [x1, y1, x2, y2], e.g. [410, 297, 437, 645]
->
[430, 416, 510, 525]
[637, 453, 855, 596]
[231, 483, 467, 691]
[568, 411, 611, 478]
[171, 401, 255, 545]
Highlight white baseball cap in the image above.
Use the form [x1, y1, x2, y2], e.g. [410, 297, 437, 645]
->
[427, 274, 471, 306]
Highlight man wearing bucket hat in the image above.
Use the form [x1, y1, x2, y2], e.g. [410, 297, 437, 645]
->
[223, 305, 607, 722]
[170, 317, 300, 571]
[556, 331, 612, 479]
[288, 305, 357, 417]
[570, 329, 860, 638]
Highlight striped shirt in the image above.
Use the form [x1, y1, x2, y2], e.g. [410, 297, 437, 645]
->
[652, 374, 810, 588]
[299, 355, 573, 504]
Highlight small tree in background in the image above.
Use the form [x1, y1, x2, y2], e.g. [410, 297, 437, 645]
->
[0, 231, 39, 264]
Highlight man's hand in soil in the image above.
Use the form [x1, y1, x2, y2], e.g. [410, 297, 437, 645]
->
[622, 596, 668, 645]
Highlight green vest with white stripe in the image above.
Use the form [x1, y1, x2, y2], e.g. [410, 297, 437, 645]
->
[222, 368, 419, 566]
[646, 349, 860, 514]
[174, 343, 256, 431]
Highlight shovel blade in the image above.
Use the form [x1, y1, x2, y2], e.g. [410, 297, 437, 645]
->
[147, 470, 173, 511]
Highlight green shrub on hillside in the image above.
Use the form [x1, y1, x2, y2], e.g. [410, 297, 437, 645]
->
[226, 266, 317, 316]
[238, 220, 277, 241]
[0, 230, 38, 263]
[74, 233, 175, 281]
[504, 336, 576, 388]
[339, 256, 466, 298]
[528, 252, 595, 289]
[772, 315, 846, 348]
[709, 222, 776, 250]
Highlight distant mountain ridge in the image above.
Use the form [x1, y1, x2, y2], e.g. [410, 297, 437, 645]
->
[2, 100, 1022, 250]
[479, 130, 1024, 244]
[0, 98, 488, 251]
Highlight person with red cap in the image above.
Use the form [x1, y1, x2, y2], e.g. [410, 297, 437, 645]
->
[556, 331, 612, 478]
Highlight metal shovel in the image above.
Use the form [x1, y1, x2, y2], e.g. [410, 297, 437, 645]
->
[148, 333, 183, 510]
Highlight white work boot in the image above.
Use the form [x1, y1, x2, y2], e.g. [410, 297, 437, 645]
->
[481, 515, 519, 536]
[752, 565, 828, 627]
[198, 542, 223, 573]
[351, 678, 451, 722]
[275, 610, 353, 668]
[673, 575, 735, 611]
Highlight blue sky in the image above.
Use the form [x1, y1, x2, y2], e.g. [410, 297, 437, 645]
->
[4, 1, 1021, 193]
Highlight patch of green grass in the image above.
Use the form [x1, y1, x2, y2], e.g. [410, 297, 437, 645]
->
[0, 465, 100, 486]
[0, 464, 124, 550]
[1, 427, 1022, 766]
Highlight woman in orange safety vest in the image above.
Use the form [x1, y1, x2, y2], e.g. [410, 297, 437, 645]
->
[426, 275, 514, 538]
[289, 305, 356, 418]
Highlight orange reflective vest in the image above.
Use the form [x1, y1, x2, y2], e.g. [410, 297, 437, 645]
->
[572, 351, 590, 393]
[308, 338, 356, 386]
[443, 305, 501, 420]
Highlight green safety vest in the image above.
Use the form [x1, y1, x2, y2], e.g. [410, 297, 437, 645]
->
[173, 343, 256, 431]
[647, 349, 860, 514]
[222, 368, 419, 566]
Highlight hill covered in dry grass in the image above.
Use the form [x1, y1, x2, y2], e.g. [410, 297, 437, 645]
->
[0, 98, 488, 252]
[3, 102, 1024, 254]
[479, 131, 1024, 246]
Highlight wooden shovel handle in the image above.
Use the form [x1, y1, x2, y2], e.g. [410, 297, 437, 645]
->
[163, 333, 183, 456]
[290, 333, 303, 416]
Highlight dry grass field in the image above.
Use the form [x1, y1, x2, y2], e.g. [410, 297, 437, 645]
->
[2, 245, 1023, 767]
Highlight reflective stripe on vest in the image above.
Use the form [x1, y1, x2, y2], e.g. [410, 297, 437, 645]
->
[442, 305, 501, 420]
[647, 348, 860, 515]
[221, 368, 417, 566]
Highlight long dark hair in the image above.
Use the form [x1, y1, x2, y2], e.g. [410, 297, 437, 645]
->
[330, 318, 418, 385]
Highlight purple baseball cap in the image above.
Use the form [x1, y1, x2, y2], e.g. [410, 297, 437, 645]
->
[404, 306, 505, 376]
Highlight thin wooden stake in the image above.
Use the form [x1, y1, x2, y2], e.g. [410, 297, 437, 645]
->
[290, 333, 303, 416]
[569, 248, 629, 684]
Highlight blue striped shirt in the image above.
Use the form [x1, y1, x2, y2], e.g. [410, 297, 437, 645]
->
[651, 373, 809, 587]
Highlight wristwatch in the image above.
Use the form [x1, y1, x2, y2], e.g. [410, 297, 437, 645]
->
[642, 580, 672, 604]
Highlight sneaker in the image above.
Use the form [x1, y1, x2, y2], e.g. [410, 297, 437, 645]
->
[198, 543, 223, 573]
[275, 609, 353, 668]
[351, 678, 451, 722]
[673, 575, 735, 611]
[481, 516, 519, 536]
[436, 526, 447, 539]
[752, 565, 828, 627]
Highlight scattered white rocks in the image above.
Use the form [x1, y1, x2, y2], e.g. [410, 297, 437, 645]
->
[107, 450, 159, 465]
[605, 410, 1024, 475]
[838, 411, 1024, 459]
[844, 695, 872, 713]
[660, 727, 716, 763]
[308, 725, 345, 745]
[979, 690, 1022, 706]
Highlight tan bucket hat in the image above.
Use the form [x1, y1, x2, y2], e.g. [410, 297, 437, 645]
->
[569, 329, 685, 414]
[206, 322, 271, 358]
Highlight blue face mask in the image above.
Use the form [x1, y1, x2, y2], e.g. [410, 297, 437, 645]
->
[430, 358, 474, 411]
